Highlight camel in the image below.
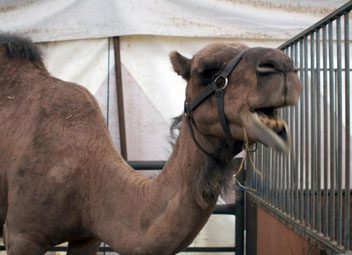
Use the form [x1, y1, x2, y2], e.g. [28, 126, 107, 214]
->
[0, 33, 301, 255]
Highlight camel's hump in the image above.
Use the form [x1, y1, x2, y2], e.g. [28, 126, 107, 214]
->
[0, 33, 42, 63]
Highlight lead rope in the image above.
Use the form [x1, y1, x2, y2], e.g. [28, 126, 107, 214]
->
[187, 112, 260, 193]
[232, 127, 262, 193]
[185, 115, 220, 161]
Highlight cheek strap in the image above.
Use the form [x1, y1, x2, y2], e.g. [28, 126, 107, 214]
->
[183, 49, 248, 159]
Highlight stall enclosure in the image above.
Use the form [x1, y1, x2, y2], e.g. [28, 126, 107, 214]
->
[246, 2, 352, 254]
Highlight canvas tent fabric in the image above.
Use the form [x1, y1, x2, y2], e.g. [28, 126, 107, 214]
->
[0, 0, 349, 42]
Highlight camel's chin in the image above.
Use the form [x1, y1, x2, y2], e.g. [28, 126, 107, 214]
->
[240, 111, 291, 154]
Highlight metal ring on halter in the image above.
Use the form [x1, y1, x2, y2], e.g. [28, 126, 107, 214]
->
[184, 102, 189, 117]
[242, 142, 257, 152]
[249, 143, 257, 152]
[213, 76, 228, 90]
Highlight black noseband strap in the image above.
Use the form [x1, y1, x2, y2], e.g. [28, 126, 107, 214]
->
[184, 49, 247, 159]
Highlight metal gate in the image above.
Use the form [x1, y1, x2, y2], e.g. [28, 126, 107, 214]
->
[246, 2, 352, 254]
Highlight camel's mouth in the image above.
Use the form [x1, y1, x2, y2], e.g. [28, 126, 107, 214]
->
[255, 107, 289, 141]
[240, 107, 290, 153]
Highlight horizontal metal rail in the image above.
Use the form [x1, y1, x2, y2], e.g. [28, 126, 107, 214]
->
[37, 246, 238, 253]
[128, 160, 166, 170]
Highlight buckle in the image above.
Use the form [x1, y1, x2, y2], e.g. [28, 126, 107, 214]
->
[213, 75, 228, 90]
[184, 102, 190, 117]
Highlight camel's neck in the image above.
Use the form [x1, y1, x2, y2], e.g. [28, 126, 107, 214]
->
[92, 117, 242, 254]
[159, 117, 242, 208]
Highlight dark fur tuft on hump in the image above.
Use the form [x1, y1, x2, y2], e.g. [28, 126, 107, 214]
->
[0, 33, 43, 63]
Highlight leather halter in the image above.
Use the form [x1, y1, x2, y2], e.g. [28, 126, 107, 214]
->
[184, 49, 247, 159]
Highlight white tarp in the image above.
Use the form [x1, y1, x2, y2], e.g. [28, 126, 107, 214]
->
[0, 0, 350, 42]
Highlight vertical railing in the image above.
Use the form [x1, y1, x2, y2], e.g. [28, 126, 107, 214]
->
[247, 2, 352, 254]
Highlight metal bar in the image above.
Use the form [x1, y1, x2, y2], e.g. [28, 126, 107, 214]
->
[245, 193, 258, 255]
[322, 25, 329, 237]
[264, 146, 268, 201]
[255, 147, 259, 194]
[328, 21, 336, 241]
[260, 144, 264, 197]
[185, 247, 237, 252]
[310, 32, 316, 229]
[266, 148, 270, 203]
[288, 109, 294, 215]
[255, 147, 258, 193]
[299, 39, 305, 223]
[251, 149, 255, 189]
[285, 107, 290, 215]
[247, 153, 253, 189]
[343, 11, 350, 250]
[280, 138, 284, 212]
[273, 149, 278, 208]
[282, 144, 285, 213]
[294, 43, 299, 220]
[272, 148, 276, 205]
[44, 246, 238, 253]
[315, 28, 322, 234]
[278, 1, 352, 49]
[304, 35, 310, 226]
[277, 150, 281, 210]
[128, 160, 166, 170]
[235, 170, 245, 255]
[213, 204, 237, 215]
[278, 147, 281, 210]
[113, 37, 128, 160]
[290, 104, 295, 218]
[295, 67, 351, 71]
[290, 105, 294, 218]
[268, 146, 273, 204]
[282, 109, 286, 212]
[266, 145, 272, 201]
[262, 146, 265, 199]
[256, 146, 260, 195]
[336, 15, 343, 246]
[270, 147, 274, 206]
[270, 147, 273, 205]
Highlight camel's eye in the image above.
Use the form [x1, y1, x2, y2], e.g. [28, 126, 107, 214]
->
[198, 68, 220, 86]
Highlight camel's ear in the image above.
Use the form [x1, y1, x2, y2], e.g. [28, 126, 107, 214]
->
[169, 51, 191, 80]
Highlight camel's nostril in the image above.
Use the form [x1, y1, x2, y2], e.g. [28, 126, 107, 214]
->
[259, 63, 275, 69]
[256, 60, 280, 74]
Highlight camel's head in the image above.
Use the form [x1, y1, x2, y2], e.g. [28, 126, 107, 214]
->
[170, 42, 301, 153]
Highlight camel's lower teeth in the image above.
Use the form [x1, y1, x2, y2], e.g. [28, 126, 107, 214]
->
[258, 115, 284, 132]
[246, 111, 290, 152]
